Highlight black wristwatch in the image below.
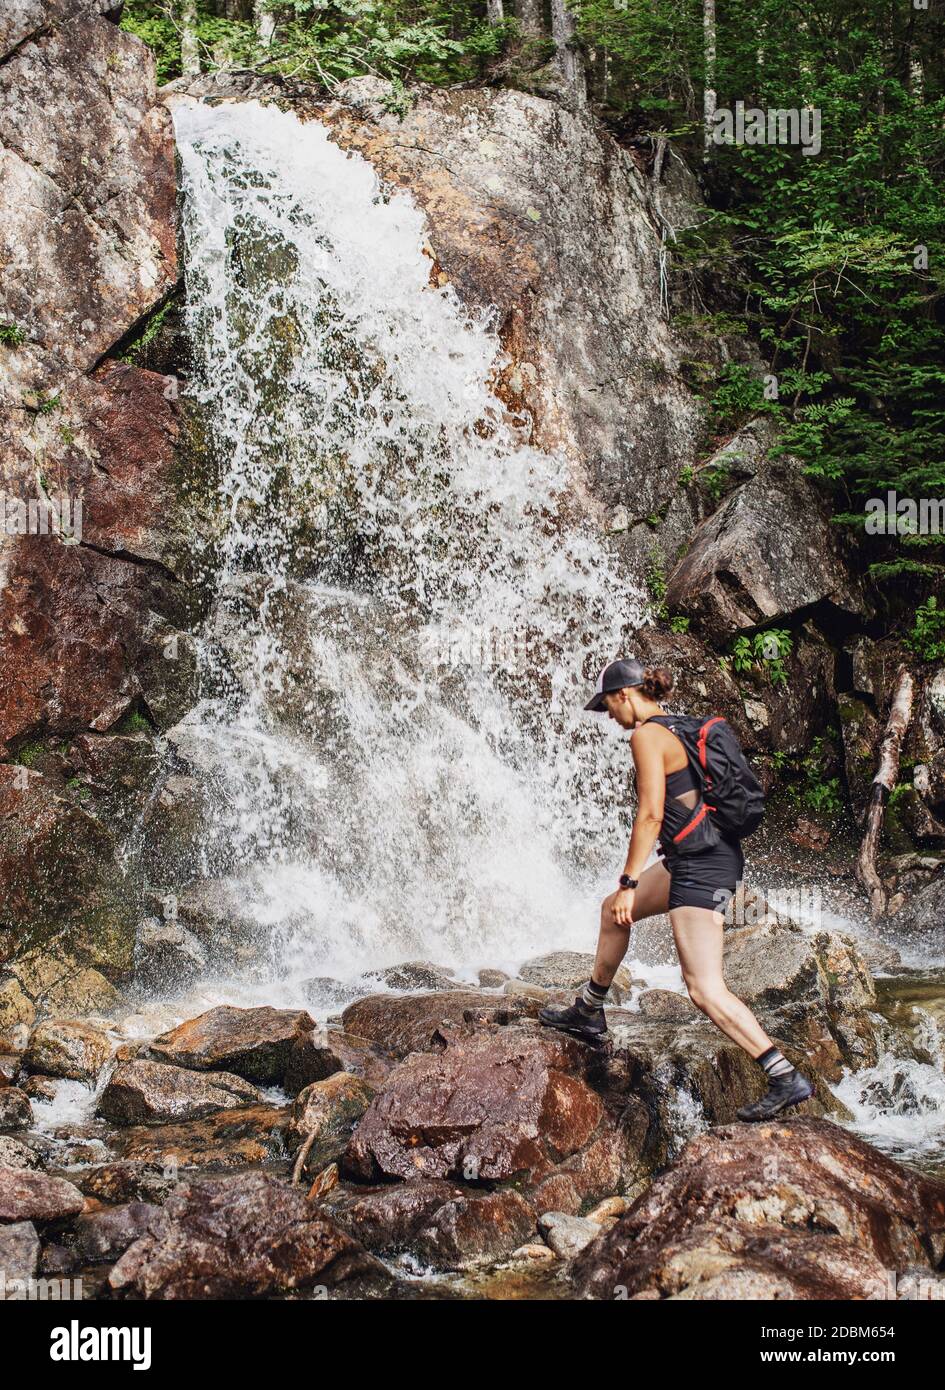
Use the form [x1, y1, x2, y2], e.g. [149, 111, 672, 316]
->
[618, 874, 639, 890]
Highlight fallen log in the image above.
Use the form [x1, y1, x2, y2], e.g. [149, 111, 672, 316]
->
[855, 664, 914, 919]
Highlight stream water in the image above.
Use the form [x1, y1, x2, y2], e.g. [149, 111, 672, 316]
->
[163, 97, 945, 1177]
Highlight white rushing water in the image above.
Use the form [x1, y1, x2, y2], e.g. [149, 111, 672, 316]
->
[169, 98, 650, 999]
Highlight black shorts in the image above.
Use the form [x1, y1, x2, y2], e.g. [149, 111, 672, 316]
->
[663, 836, 744, 913]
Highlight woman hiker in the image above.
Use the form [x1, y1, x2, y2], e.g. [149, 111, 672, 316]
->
[539, 657, 815, 1122]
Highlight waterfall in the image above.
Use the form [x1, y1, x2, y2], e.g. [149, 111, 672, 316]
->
[168, 98, 648, 999]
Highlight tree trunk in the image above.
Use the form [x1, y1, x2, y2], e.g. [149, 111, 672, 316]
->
[855, 665, 915, 920]
[551, 0, 586, 108]
[180, 0, 200, 76]
[702, 0, 716, 158]
[254, 0, 276, 47]
[487, 0, 505, 24]
[515, 0, 544, 39]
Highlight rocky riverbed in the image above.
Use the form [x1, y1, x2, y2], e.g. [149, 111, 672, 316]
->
[2, 917, 944, 1301]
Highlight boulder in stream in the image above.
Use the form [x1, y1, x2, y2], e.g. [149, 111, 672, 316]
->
[343, 1027, 631, 1210]
[109, 1171, 377, 1298]
[24, 1018, 112, 1083]
[340, 990, 548, 1060]
[150, 1005, 316, 1084]
[0, 1166, 85, 1225]
[97, 1059, 262, 1127]
[517, 952, 636, 1004]
[572, 1117, 945, 1299]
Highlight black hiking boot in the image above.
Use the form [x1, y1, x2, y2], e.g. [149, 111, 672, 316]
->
[736, 1069, 815, 1122]
[539, 995, 608, 1044]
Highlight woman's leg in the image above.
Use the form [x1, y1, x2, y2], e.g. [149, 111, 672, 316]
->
[670, 905, 773, 1056]
[591, 859, 671, 989]
[540, 859, 672, 1039]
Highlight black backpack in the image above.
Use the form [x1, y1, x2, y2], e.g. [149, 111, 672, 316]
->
[646, 714, 765, 843]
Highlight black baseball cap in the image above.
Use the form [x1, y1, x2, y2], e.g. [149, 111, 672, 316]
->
[584, 657, 646, 712]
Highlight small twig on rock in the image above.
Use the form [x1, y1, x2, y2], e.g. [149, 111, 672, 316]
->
[855, 664, 914, 919]
[291, 1131, 317, 1185]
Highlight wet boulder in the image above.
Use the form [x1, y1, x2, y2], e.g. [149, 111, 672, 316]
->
[328, 1179, 467, 1251]
[75, 1201, 159, 1264]
[150, 1006, 316, 1084]
[146, 878, 262, 972]
[76, 1162, 179, 1207]
[285, 1072, 376, 1174]
[892, 873, 945, 961]
[328, 1178, 536, 1271]
[0, 1087, 32, 1131]
[113, 1104, 289, 1173]
[365, 961, 463, 992]
[0, 1166, 85, 1224]
[413, 1190, 536, 1271]
[283, 1026, 396, 1096]
[340, 991, 546, 1060]
[722, 922, 878, 1075]
[0, 1221, 40, 1284]
[97, 1059, 262, 1127]
[134, 917, 208, 993]
[108, 1171, 376, 1299]
[572, 1118, 945, 1299]
[344, 1028, 621, 1200]
[637, 989, 698, 1023]
[24, 1018, 112, 1083]
[596, 1009, 842, 1174]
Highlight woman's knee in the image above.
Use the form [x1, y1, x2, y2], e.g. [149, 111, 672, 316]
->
[686, 982, 730, 1017]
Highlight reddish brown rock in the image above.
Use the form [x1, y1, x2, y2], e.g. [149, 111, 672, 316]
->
[113, 1104, 289, 1172]
[0, 1165, 85, 1224]
[0, 362, 185, 754]
[344, 1029, 608, 1190]
[75, 1201, 159, 1264]
[283, 1026, 396, 1095]
[108, 1171, 376, 1299]
[285, 1072, 375, 1163]
[329, 1178, 536, 1271]
[413, 1190, 536, 1271]
[572, 1118, 945, 1300]
[97, 1059, 262, 1127]
[329, 1179, 467, 1250]
[150, 1006, 317, 1085]
[340, 990, 545, 1060]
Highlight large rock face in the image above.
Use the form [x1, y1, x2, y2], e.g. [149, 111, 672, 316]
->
[0, 8, 175, 366]
[572, 1118, 945, 1300]
[0, 4, 185, 996]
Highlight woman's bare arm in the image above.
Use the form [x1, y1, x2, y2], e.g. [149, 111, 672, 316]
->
[611, 726, 667, 928]
[622, 724, 666, 881]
